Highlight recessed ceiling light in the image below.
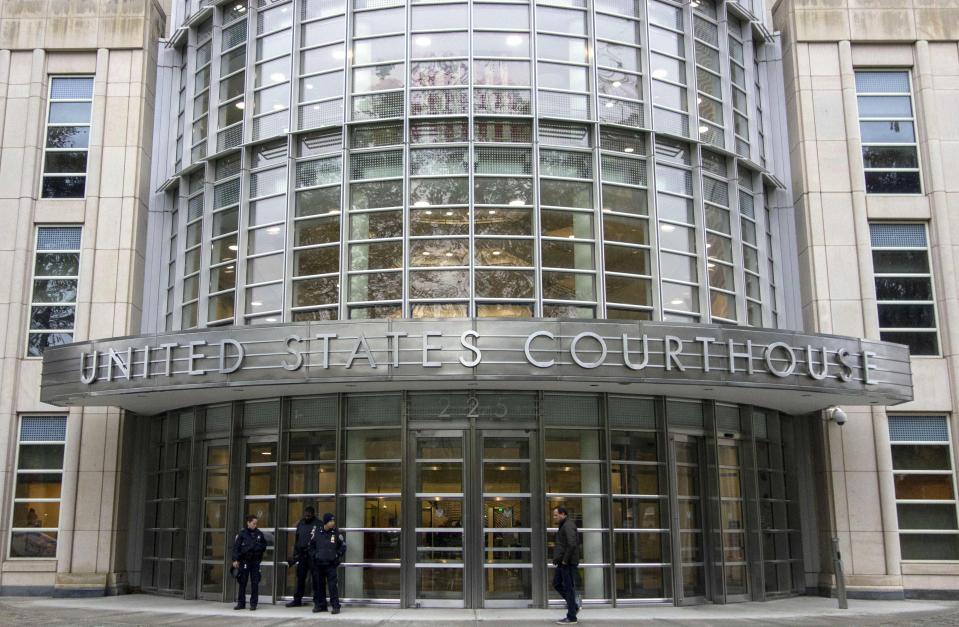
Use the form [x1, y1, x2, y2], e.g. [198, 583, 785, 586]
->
[415, 36, 432, 47]
[488, 209, 496, 214]
[332, 49, 345, 60]
[272, 103, 284, 111]
[266, 226, 281, 234]
[699, 125, 709, 134]
[251, 301, 263, 307]
[235, 101, 245, 109]
[228, 244, 238, 251]
[670, 298, 684, 305]
[424, 210, 433, 215]
[265, 317, 277, 322]
[305, 84, 314, 90]
[652, 69, 669, 80]
[624, 147, 634, 153]
[605, 101, 615, 107]
[509, 199, 524, 206]
[506, 35, 523, 46]
[612, 81, 621, 88]
[414, 201, 430, 207]
[660, 224, 676, 233]
[445, 252, 453, 257]
[270, 72, 286, 82]
[492, 251, 501, 256]
[445, 211, 453, 216]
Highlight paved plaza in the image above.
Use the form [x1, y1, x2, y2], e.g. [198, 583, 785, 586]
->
[1, 595, 959, 626]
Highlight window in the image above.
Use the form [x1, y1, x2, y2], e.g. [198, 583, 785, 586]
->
[41, 77, 94, 198]
[869, 223, 938, 355]
[28, 227, 82, 356]
[855, 71, 921, 194]
[889, 415, 959, 560]
[9, 416, 67, 558]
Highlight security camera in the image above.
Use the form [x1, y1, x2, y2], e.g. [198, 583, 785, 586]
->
[826, 406, 847, 426]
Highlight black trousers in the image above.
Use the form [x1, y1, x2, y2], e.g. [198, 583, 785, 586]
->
[312, 562, 340, 610]
[292, 555, 319, 602]
[552, 563, 578, 621]
[236, 560, 262, 608]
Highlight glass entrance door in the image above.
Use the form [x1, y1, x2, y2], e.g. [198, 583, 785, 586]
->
[669, 434, 707, 605]
[715, 439, 749, 602]
[408, 429, 537, 608]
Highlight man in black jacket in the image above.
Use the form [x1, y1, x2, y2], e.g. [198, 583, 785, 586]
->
[232, 514, 268, 611]
[551, 506, 579, 625]
[285, 506, 319, 607]
[309, 512, 346, 614]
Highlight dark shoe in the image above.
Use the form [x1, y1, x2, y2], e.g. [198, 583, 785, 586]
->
[249, 606, 257, 611]
[233, 604, 245, 610]
[312, 606, 327, 613]
[285, 600, 303, 607]
[331, 607, 341, 615]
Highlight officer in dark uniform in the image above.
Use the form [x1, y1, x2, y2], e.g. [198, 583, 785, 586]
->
[285, 506, 319, 607]
[309, 512, 346, 614]
[232, 514, 268, 611]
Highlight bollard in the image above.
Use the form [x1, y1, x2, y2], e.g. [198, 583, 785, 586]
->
[832, 537, 848, 610]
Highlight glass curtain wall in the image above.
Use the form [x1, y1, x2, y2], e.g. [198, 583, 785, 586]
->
[163, 0, 776, 328]
[136, 392, 802, 605]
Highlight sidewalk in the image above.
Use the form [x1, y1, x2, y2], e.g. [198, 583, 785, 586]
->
[2, 594, 959, 626]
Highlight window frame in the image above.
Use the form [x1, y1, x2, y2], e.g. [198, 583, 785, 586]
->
[869, 221, 940, 357]
[40, 76, 95, 200]
[854, 69, 923, 195]
[26, 225, 83, 358]
[890, 415, 959, 562]
[8, 415, 68, 560]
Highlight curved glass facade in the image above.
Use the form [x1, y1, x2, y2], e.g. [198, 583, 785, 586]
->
[162, 0, 780, 330]
[139, 392, 803, 605]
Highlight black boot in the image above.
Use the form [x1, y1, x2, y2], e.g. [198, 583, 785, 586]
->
[312, 605, 327, 613]
[331, 607, 341, 615]
[285, 600, 302, 607]
[233, 603, 245, 610]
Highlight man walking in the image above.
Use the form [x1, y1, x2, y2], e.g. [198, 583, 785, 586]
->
[310, 512, 346, 614]
[232, 514, 267, 611]
[552, 506, 579, 625]
[285, 505, 319, 608]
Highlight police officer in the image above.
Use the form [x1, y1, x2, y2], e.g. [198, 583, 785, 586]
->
[285, 506, 319, 607]
[309, 512, 346, 614]
[232, 514, 267, 611]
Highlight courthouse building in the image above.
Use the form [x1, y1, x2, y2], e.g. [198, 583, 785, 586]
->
[0, 0, 953, 608]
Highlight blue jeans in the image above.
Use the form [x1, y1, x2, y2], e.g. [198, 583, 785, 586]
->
[553, 563, 578, 621]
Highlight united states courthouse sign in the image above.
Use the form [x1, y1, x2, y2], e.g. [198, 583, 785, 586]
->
[40, 319, 912, 415]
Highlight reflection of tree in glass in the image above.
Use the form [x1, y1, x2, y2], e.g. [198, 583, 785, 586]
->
[46, 126, 89, 149]
[474, 270, 534, 298]
[411, 60, 468, 87]
[409, 178, 468, 206]
[474, 177, 532, 205]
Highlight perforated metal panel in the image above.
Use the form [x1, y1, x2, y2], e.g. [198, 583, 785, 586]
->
[540, 121, 591, 148]
[694, 16, 719, 46]
[870, 223, 927, 248]
[296, 156, 341, 188]
[352, 92, 404, 120]
[215, 154, 241, 179]
[544, 394, 601, 427]
[250, 166, 287, 198]
[222, 21, 248, 50]
[214, 178, 241, 209]
[608, 397, 655, 429]
[716, 404, 741, 433]
[299, 100, 344, 130]
[217, 124, 243, 152]
[601, 154, 645, 187]
[178, 410, 194, 438]
[20, 416, 67, 442]
[738, 190, 755, 218]
[667, 400, 704, 429]
[37, 227, 81, 251]
[350, 150, 403, 180]
[347, 394, 401, 426]
[243, 400, 280, 430]
[50, 77, 94, 100]
[411, 148, 469, 176]
[855, 71, 910, 94]
[702, 176, 729, 207]
[204, 404, 232, 434]
[599, 98, 643, 127]
[408, 393, 470, 421]
[595, 0, 639, 18]
[253, 110, 290, 140]
[654, 107, 689, 137]
[889, 415, 949, 442]
[540, 149, 592, 179]
[188, 194, 204, 221]
[409, 89, 469, 116]
[538, 91, 590, 120]
[291, 396, 338, 428]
